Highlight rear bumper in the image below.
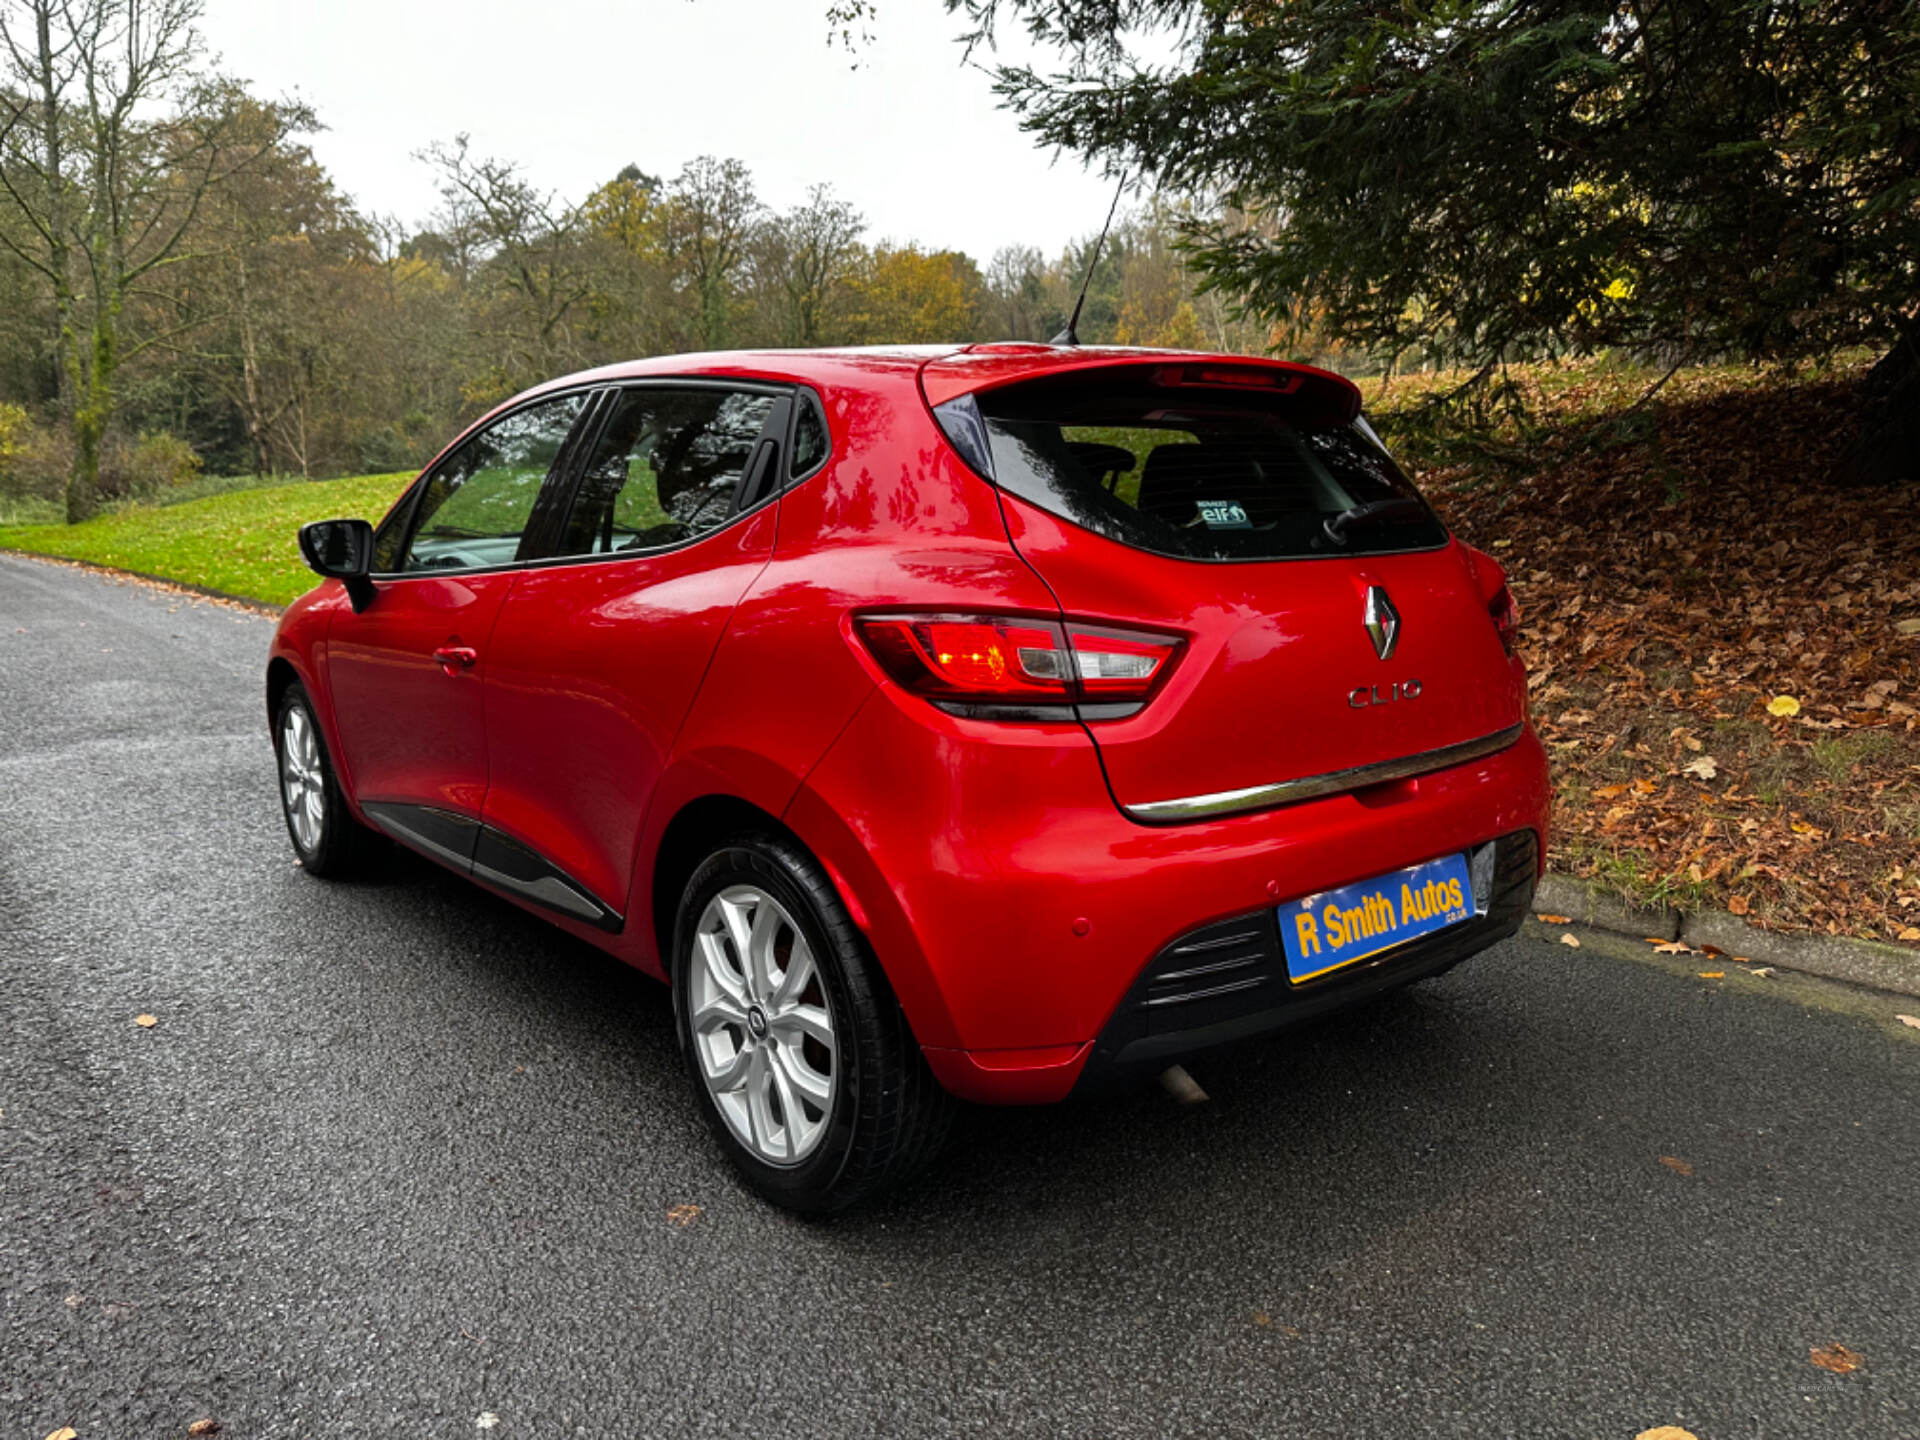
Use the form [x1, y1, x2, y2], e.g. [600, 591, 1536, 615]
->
[1071, 828, 1537, 1091]
[786, 692, 1551, 1104]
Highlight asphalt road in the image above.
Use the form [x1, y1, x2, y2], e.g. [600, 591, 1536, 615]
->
[3, 552, 1917, 1440]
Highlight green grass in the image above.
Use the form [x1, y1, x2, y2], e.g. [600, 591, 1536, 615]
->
[0, 472, 411, 607]
[0, 495, 64, 527]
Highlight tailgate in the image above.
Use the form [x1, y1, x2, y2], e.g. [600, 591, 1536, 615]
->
[925, 353, 1526, 820]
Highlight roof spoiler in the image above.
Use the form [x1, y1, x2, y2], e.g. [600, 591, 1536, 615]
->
[921, 352, 1363, 426]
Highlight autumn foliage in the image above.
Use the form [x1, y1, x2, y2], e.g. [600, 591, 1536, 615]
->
[1378, 360, 1919, 945]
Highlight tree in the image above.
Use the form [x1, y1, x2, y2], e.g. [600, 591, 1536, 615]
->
[421, 135, 594, 400]
[657, 155, 762, 350]
[984, 244, 1049, 340]
[847, 245, 985, 343]
[577, 164, 677, 361]
[0, 0, 306, 518]
[948, 0, 1920, 454]
[754, 184, 865, 346]
[150, 104, 369, 475]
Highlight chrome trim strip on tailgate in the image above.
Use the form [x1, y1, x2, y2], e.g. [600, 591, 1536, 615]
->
[1122, 723, 1526, 823]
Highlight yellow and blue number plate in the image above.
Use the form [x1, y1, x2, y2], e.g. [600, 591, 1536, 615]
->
[1279, 853, 1475, 983]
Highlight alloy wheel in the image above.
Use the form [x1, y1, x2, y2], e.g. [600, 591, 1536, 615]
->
[689, 884, 838, 1166]
[279, 705, 326, 853]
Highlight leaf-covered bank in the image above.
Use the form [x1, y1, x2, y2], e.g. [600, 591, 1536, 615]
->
[1378, 359, 1918, 946]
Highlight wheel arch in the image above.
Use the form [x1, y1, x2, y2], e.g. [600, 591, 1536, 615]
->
[650, 793, 794, 963]
[646, 788, 953, 1049]
[264, 637, 366, 824]
[265, 655, 300, 725]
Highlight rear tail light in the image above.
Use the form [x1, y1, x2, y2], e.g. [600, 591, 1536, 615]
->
[1489, 584, 1520, 656]
[854, 613, 1182, 720]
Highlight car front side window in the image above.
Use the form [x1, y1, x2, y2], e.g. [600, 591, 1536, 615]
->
[556, 386, 777, 558]
[400, 393, 587, 573]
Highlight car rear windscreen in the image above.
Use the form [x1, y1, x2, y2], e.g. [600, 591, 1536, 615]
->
[958, 369, 1447, 562]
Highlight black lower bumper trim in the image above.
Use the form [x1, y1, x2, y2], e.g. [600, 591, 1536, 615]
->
[1075, 829, 1539, 1088]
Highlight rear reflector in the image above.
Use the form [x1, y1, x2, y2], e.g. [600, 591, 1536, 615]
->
[1489, 584, 1520, 656]
[854, 613, 1181, 720]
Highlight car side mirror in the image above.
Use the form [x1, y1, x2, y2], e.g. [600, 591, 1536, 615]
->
[298, 518, 376, 610]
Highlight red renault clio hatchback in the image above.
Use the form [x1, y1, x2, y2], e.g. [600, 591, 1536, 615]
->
[269, 345, 1550, 1211]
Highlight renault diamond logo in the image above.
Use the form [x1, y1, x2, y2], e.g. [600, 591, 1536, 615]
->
[1363, 585, 1400, 661]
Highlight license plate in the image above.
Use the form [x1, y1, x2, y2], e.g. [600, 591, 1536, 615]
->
[1278, 853, 1475, 983]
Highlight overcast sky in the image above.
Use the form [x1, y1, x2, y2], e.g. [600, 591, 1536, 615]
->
[198, 0, 1132, 263]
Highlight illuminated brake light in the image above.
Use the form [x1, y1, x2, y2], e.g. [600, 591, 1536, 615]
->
[856, 617, 1072, 706]
[854, 614, 1181, 719]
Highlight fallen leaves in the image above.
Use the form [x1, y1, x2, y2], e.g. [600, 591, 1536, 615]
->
[1726, 894, 1750, 915]
[1896, 1015, 1920, 1030]
[44, 1429, 78, 1440]
[1650, 940, 1695, 955]
[1537, 912, 1573, 924]
[665, 1203, 702, 1227]
[1409, 363, 1920, 946]
[1559, 932, 1581, 948]
[1697, 971, 1725, 979]
[187, 1422, 221, 1437]
[1681, 755, 1719, 781]
[1809, 1343, 1863, 1374]
[1658, 1155, 1695, 1176]
[475, 1415, 501, 1431]
[133, 1014, 157, 1028]
[1634, 1429, 1699, 1440]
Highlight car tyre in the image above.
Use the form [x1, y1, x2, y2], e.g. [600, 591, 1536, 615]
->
[672, 831, 954, 1213]
[274, 682, 381, 879]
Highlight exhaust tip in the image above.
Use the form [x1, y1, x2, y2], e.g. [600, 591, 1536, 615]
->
[1159, 1064, 1209, 1105]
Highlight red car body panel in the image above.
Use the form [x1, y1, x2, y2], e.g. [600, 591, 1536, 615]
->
[996, 495, 1528, 813]
[480, 506, 778, 915]
[326, 572, 514, 817]
[268, 344, 1551, 1106]
[790, 677, 1550, 1098]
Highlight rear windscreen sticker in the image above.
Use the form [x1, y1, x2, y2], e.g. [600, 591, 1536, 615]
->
[1197, 500, 1251, 529]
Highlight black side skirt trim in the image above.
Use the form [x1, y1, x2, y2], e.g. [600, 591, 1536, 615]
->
[471, 827, 623, 932]
[362, 802, 479, 870]
[361, 802, 624, 933]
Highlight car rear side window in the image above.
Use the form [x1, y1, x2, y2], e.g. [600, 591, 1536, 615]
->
[958, 369, 1446, 561]
[790, 393, 830, 479]
[556, 387, 776, 557]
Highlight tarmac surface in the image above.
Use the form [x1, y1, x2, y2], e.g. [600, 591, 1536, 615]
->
[3, 552, 1917, 1438]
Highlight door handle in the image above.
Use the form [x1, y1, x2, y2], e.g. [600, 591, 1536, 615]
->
[433, 644, 478, 674]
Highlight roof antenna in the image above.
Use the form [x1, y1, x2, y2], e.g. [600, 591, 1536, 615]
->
[1051, 171, 1128, 347]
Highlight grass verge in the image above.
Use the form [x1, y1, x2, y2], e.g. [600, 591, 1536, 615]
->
[0, 472, 410, 608]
